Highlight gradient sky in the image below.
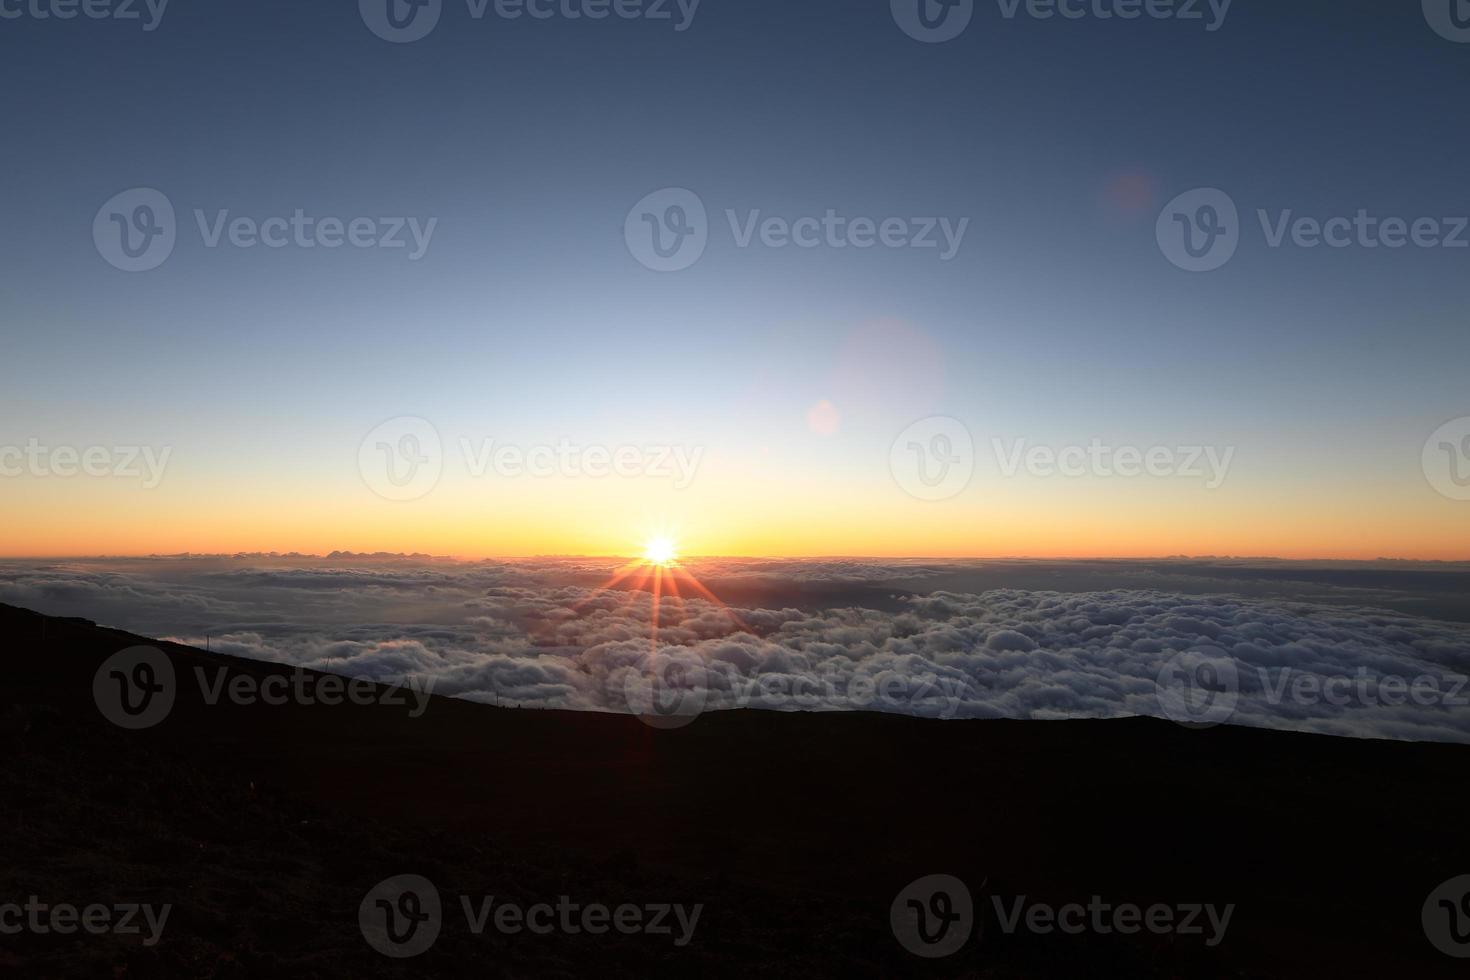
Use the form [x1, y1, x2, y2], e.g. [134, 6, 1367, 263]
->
[2, 0, 1468, 559]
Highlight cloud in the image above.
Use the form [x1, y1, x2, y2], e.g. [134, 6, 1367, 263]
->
[1, 556, 1467, 742]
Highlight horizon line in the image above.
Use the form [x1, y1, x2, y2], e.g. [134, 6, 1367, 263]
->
[3, 551, 1469, 565]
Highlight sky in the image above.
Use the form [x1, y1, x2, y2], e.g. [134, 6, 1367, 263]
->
[2, 0, 1468, 559]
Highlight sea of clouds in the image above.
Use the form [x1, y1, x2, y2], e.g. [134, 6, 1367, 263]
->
[1, 555, 1467, 742]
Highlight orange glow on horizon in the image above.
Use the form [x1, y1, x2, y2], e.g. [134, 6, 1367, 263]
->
[1, 464, 1467, 562]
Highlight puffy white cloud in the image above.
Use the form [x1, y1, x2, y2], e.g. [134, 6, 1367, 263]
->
[1, 556, 1467, 742]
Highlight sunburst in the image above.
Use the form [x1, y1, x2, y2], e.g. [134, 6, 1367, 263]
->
[643, 536, 677, 566]
[575, 536, 749, 662]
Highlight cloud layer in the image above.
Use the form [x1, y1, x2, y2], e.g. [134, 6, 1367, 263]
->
[1, 556, 1467, 742]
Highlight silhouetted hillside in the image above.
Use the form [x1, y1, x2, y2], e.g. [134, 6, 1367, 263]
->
[1, 601, 1465, 977]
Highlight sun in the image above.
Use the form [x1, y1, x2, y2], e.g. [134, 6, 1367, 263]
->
[642, 536, 678, 566]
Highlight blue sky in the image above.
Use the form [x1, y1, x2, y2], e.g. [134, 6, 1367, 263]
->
[2, 0, 1468, 557]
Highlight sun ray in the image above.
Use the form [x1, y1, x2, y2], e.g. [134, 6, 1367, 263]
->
[660, 567, 688, 632]
[566, 536, 753, 657]
[668, 563, 750, 633]
[650, 563, 664, 654]
[572, 558, 647, 612]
